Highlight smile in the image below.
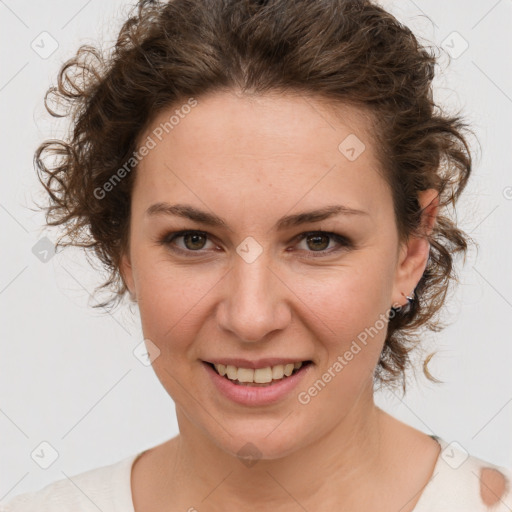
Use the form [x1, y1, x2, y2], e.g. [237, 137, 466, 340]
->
[202, 360, 313, 406]
[207, 361, 311, 386]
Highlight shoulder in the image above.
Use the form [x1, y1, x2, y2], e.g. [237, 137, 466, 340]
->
[0, 452, 141, 512]
[415, 437, 512, 511]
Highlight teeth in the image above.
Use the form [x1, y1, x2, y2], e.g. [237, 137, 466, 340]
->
[226, 365, 237, 380]
[213, 361, 305, 383]
[254, 367, 273, 384]
[271, 365, 284, 380]
[237, 368, 254, 383]
[283, 363, 294, 377]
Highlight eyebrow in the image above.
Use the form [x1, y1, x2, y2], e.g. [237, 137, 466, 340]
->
[145, 202, 369, 231]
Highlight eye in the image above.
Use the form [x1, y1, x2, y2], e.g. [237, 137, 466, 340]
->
[159, 230, 215, 254]
[292, 231, 352, 257]
[157, 229, 352, 257]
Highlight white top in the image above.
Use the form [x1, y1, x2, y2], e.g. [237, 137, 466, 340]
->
[1, 436, 511, 511]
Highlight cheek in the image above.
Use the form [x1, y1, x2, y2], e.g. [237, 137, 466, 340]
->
[133, 258, 220, 351]
[292, 260, 391, 332]
[290, 264, 392, 377]
[134, 266, 211, 399]
[292, 280, 389, 411]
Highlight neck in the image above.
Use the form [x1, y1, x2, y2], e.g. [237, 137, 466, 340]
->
[168, 389, 389, 510]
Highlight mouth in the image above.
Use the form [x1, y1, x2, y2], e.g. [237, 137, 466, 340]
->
[203, 360, 313, 387]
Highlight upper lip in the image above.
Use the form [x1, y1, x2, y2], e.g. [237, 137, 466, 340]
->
[203, 358, 311, 369]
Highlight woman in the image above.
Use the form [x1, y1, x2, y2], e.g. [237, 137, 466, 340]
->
[2, 0, 510, 510]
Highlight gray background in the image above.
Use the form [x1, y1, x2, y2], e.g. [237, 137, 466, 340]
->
[1, 0, 511, 499]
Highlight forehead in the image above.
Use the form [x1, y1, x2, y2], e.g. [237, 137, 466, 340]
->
[132, 91, 391, 222]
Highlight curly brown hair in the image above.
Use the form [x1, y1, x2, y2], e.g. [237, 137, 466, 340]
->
[34, 0, 476, 392]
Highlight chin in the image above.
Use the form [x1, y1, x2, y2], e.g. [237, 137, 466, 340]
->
[207, 418, 313, 463]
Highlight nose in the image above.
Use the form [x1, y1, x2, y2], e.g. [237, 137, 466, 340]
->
[216, 253, 292, 343]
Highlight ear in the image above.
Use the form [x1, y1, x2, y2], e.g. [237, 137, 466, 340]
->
[391, 188, 439, 308]
[120, 251, 137, 302]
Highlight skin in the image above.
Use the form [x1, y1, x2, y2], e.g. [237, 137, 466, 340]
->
[120, 90, 441, 511]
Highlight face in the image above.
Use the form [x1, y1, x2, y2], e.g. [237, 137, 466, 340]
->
[120, 90, 434, 460]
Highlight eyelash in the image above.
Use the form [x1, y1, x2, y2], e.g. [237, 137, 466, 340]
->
[157, 230, 353, 258]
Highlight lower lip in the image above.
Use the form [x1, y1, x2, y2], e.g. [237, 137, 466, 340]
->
[202, 362, 312, 406]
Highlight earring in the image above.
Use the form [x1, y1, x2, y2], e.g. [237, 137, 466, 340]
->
[390, 291, 415, 313]
[402, 290, 414, 305]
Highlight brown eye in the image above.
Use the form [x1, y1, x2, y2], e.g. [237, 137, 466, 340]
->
[304, 233, 330, 251]
[159, 230, 215, 254]
[182, 232, 208, 250]
[294, 231, 352, 257]
[158, 229, 352, 258]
